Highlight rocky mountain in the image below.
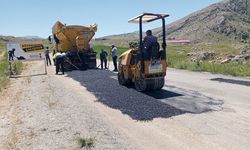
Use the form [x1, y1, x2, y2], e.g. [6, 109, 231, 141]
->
[155, 0, 250, 43]
[97, 0, 250, 45]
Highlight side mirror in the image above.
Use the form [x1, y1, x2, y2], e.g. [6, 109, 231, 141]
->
[48, 35, 52, 42]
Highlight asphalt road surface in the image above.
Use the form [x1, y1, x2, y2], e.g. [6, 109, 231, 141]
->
[0, 61, 249, 150]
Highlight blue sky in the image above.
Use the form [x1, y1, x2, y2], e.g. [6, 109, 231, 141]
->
[0, 0, 221, 38]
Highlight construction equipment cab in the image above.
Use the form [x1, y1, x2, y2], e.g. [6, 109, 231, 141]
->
[118, 13, 169, 91]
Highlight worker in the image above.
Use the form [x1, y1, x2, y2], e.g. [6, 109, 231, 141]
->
[53, 51, 65, 75]
[143, 30, 158, 48]
[8, 48, 15, 61]
[143, 30, 159, 59]
[44, 47, 52, 66]
[111, 44, 118, 71]
[100, 49, 108, 69]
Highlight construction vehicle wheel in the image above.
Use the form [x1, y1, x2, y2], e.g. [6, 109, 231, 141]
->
[144, 78, 165, 90]
[152, 78, 165, 90]
[118, 72, 127, 85]
[134, 79, 147, 92]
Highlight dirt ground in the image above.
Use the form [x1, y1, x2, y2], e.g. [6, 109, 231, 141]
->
[0, 61, 250, 150]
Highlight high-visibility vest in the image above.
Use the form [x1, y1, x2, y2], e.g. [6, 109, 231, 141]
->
[53, 53, 62, 59]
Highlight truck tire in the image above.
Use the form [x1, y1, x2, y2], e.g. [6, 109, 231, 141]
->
[118, 72, 127, 85]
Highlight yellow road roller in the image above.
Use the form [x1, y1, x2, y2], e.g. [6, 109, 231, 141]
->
[118, 13, 169, 91]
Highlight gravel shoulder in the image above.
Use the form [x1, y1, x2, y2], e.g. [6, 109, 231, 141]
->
[0, 61, 250, 150]
[0, 62, 141, 150]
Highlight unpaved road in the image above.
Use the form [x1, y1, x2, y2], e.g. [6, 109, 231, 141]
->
[0, 61, 250, 150]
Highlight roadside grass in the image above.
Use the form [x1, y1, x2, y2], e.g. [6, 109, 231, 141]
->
[167, 43, 250, 76]
[174, 61, 250, 76]
[0, 42, 5, 52]
[193, 43, 240, 54]
[75, 136, 95, 148]
[0, 52, 10, 91]
[167, 44, 190, 67]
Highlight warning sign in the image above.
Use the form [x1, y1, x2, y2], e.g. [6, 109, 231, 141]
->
[7, 42, 46, 61]
[21, 44, 44, 53]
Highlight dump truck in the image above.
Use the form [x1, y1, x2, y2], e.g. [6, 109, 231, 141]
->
[49, 21, 97, 70]
[118, 13, 169, 91]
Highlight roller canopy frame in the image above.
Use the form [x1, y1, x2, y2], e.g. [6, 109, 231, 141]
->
[128, 13, 169, 74]
[128, 13, 169, 24]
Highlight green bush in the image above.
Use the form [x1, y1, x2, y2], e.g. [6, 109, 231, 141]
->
[75, 136, 95, 148]
[175, 61, 189, 69]
[0, 52, 10, 91]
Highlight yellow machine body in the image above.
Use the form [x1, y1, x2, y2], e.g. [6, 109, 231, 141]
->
[51, 21, 97, 69]
[118, 48, 167, 91]
[52, 21, 97, 52]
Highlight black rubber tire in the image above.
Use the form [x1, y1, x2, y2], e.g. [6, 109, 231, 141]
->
[118, 72, 127, 85]
[145, 78, 164, 90]
[153, 78, 165, 90]
[134, 79, 147, 92]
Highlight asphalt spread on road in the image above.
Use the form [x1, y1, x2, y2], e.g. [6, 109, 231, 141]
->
[66, 70, 223, 121]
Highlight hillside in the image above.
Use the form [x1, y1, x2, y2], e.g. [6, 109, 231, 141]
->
[0, 35, 44, 43]
[154, 0, 250, 43]
[94, 0, 250, 46]
[94, 32, 138, 47]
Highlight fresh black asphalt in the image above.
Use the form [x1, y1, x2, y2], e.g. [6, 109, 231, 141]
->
[66, 70, 223, 121]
